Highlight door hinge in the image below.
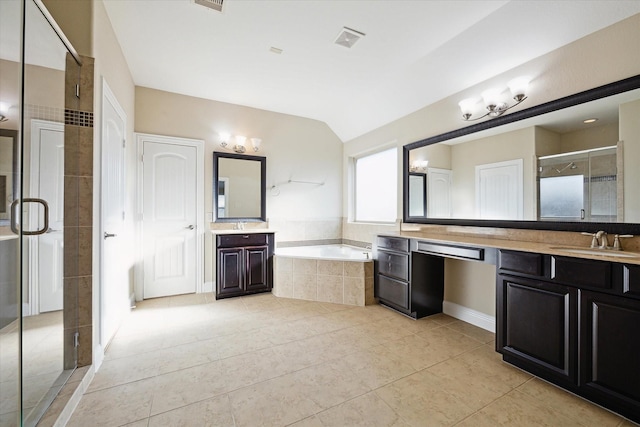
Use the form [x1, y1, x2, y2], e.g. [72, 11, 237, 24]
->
[123, 139, 126, 148]
[75, 84, 80, 98]
[122, 211, 125, 221]
[73, 331, 80, 348]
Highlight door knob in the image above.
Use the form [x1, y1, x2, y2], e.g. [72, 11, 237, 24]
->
[104, 232, 117, 239]
[186, 225, 195, 230]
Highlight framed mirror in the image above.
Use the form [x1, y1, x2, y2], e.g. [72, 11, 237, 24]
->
[213, 152, 266, 222]
[403, 74, 640, 235]
[0, 129, 18, 226]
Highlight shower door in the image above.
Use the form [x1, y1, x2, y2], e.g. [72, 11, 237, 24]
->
[538, 146, 618, 222]
[0, 0, 81, 426]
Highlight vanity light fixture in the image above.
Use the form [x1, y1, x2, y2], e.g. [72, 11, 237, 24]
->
[409, 160, 429, 172]
[218, 132, 262, 153]
[234, 135, 247, 153]
[459, 76, 530, 121]
[0, 102, 10, 123]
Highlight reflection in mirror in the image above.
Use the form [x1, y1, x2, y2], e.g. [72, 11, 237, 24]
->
[539, 146, 618, 222]
[404, 77, 640, 233]
[0, 130, 17, 225]
[213, 152, 266, 222]
[408, 173, 426, 217]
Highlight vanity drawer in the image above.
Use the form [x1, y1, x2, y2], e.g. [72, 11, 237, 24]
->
[377, 275, 409, 310]
[499, 250, 544, 277]
[217, 233, 269, 248]
[551, 256, 612, 290]
[377, 250, 409, 281]
[377, 236, 409, 253]
[416, 241, 484, 261]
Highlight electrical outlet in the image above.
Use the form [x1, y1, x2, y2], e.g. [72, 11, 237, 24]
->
[206, 212, 213, 222]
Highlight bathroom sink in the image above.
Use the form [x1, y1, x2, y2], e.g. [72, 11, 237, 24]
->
[550, 247, 640, 258]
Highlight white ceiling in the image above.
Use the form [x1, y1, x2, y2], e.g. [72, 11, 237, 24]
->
[103, 0, 640, 142]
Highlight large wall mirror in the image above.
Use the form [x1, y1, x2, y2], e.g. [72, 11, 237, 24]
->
[213, 152, 266, 222]
[0, 130, 18, 226]
[404, 74, 640, 234]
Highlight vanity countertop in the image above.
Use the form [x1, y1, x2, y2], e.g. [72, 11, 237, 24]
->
[0, 234, 19, 241]
[211, 229, 276, 235]
[382, 230, 640, 265]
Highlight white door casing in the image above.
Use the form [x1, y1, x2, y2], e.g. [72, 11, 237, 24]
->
[475, 159, 523, 220]
[137, 134, 204, 300]
[100, 79, 127, 349]
[29, 120, 64, 314]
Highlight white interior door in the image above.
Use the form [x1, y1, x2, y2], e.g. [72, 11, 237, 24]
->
[101, 80, 126, 349]
[427, 168, 452, 218]
[476, 159, 523, 220]
[142, 141, 197, 299]
[31, 120, 64, 313]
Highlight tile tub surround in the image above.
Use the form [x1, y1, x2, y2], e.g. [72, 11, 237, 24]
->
[66, 293, 634, 427]
[274, 257, 375, 306]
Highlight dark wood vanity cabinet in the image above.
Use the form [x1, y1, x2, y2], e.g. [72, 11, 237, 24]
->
[374, 235, 444, 318]
[580, 290, 640, 420]
[497, 250, 640, 423]
[497, 273, 578, 386]
[216, 233, 273, 299]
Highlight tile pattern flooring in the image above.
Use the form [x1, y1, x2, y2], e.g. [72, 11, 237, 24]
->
[1, 311, 64, 426]
[68, 293, 637, 426]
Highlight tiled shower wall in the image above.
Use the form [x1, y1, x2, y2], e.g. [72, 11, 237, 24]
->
[63, 54, 94, 368]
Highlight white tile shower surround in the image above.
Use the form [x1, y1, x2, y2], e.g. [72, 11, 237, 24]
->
[66, 293, 637, 427]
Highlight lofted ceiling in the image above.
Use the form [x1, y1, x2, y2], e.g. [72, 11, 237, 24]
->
[102, 0, 640, 142]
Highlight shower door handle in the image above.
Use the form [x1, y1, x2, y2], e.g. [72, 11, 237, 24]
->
[10, 198, 50, 235]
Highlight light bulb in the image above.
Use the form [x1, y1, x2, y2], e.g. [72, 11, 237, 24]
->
[250, 138, 262, 152]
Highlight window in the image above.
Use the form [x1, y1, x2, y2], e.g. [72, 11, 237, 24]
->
[354, 147, 397, 222]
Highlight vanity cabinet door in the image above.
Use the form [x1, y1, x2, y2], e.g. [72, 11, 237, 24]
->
[580, 290, 640, 422]
[217, 248, 244, 297]
[497, 274, 578, 386]
[245, 246, 269, 293]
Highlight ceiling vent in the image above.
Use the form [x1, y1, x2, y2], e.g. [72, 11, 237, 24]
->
[193, 0, 223, 12]
[334, 27, 365, 49]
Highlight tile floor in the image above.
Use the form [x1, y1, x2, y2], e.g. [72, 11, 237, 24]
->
[1, 311, 65, 426]
[68, 293, 637, 427]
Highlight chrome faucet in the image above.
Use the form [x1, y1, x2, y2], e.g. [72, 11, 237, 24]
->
[581, 231, 609, 249]
[595, 230, 609, 249]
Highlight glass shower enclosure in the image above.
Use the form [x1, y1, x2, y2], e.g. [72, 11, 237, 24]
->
[538, 146, 619, 222]
[0, 0, 81, 425]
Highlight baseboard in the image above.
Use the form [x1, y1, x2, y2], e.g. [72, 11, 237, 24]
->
[202, 281, 213, 293]
[442, 301, 495, 333]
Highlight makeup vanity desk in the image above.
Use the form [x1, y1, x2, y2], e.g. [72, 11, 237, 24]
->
[374, 231, 640, 424]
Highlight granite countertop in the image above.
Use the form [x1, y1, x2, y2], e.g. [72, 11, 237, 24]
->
[381, 230, 640, 265]
[211, 229, 276, 235]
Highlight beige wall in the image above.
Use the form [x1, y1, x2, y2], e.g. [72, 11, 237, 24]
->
[620, 98, 640, 222]
[560, 122, 619, 153]
[42, 0, 93, 57]
[344, 13, 640, 317]
[534, 126, 561, 157]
